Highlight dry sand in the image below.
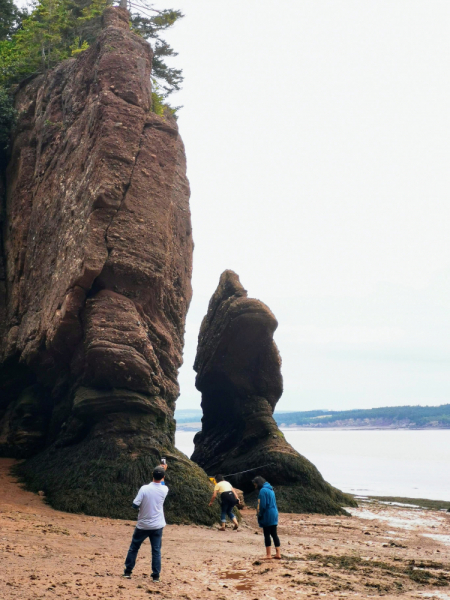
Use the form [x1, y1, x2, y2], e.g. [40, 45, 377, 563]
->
[1, 458, 449, 600]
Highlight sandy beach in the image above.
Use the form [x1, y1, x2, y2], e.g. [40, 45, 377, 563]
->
[1, 458, 449, 599]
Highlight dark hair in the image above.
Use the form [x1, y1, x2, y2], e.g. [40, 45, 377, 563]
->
[215, 474, 224, 483]
[153, 467, 165, 481]
[252, 476, 266, 489]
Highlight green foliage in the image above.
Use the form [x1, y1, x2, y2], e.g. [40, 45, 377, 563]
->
[130, 6, 183, 97]
[151, 84, 165, 116]
[69, 35, 89, 55]
[0, 83, 15, 166]
[0, 0, 27, 40]
[151, 80, 179, 117]
[5, 0, 73, 81]
[0, 0, 111, 86]
[0, 0, 183, 118]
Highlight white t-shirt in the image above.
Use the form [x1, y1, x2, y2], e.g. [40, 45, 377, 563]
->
[133, 482, 169, 530]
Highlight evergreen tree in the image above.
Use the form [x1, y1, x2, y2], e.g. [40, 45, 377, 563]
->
[130, 6, 183, 97]
[0, 0, 182, 146]
[0, 1, 183, 97]
[0, 0, 26, 40]
[0, 83, 15, 166]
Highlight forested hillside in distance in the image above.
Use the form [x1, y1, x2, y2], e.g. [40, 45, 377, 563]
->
[274, 404, 450, 428]
[175, 405, 450, 429]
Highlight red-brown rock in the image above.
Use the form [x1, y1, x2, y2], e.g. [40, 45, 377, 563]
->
[0, 8, 217, 524]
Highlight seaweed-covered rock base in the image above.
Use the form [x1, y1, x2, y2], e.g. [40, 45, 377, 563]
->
[15, 416, 219, 525]
[192, 270, 356, 515]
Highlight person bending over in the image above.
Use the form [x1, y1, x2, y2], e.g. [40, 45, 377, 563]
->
[208, 474, 239, 531]
[252, 475, 281, 560]
[123, 466, 168, 581]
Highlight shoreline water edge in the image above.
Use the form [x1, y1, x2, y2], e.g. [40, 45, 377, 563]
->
[176, 424, 450, 431]
[175, 428, 450, 503]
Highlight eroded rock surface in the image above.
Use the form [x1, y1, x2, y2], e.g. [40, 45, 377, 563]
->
[192, 270, 356, 515]
[0, 7, 217, 524]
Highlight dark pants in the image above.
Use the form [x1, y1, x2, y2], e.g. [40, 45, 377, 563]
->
[263, 525, 280, 547]
[125, 527, 163, 578]
[220, 498, 236, 523]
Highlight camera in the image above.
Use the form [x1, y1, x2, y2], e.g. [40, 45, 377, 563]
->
[161, 458, 167, 465]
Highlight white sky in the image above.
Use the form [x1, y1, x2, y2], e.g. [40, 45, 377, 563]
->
[153, 0, 450, 412]
[13, 1, 450, 411]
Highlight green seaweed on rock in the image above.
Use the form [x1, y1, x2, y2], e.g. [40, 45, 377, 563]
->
[246, 484, 354, 516]
[14, 415, 222, 526]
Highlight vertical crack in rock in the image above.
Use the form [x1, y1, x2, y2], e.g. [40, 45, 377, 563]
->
[192, 270, 357, 515]
[102, 109, 149, 259]
[0, 7, 219, 525]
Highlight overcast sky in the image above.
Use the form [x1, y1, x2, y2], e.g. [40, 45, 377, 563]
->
[153, 1, 450, 412]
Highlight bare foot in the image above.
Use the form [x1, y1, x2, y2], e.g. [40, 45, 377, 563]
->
[274, 555, 282, 560]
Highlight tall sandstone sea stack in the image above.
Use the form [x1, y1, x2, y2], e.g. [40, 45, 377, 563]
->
[192, 270, 356, 515]
[0, 8, 218, 524]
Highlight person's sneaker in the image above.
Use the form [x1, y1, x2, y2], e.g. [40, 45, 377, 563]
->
[122, 571, 132, 579]
[151, 575, 160, 583]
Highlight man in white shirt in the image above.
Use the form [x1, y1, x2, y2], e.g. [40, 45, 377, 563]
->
[123, 466, 168, 582]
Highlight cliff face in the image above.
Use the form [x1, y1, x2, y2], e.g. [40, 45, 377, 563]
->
[192, 271, 356, 515]
[0, 8, 218, 524]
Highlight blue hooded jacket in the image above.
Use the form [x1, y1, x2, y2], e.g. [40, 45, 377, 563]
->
[257, 482, 278, 527]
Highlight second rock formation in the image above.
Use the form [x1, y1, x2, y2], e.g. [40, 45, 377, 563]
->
[192, 270, 356, 515]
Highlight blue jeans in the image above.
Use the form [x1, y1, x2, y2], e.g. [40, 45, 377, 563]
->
[125, 527, 163, 578]
[221, 499, 236, 523]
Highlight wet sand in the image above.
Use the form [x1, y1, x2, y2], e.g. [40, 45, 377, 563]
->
[0, 458, 449, 599]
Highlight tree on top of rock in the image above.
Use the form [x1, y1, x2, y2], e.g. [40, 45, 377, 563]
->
[127, 2, 184, 97]
[0, 0, 184, 100]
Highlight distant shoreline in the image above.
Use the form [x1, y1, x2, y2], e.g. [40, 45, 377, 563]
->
[176, 423, 450, 432]
[279, 425, 450, 431]
[361, 495, 450, 511]
[175, 404, 450, 430]
[176, 423, 201, 431]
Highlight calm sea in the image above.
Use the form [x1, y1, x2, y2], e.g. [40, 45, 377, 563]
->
[175, 428, 450, 501]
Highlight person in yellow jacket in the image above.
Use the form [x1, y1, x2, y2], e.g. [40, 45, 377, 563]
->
[208, 474, 239, 531]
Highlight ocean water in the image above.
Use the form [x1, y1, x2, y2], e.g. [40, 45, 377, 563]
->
[175, 428, 450, 501]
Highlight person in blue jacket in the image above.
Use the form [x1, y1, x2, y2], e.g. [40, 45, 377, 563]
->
[252, 476, 281, 560]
